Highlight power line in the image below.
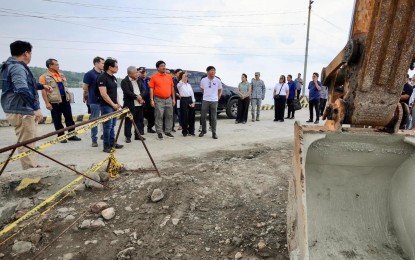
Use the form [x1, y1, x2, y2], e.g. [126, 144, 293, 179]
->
[0, 43, 304, 58]
[311, 11, 348, 33]
[42, 0, 305, 15]
[0, 36, 304, 51]
[0, 8, 304, 28]
[0, 9, 303, 55]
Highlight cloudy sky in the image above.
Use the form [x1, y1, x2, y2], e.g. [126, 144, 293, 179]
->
[1, 0, 400, 88]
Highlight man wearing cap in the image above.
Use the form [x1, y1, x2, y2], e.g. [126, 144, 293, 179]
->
[149, 60, 175, 139]
[138, 67, 155, 133]
[250, 72, 266, 122]
[199, 66, 222, 139]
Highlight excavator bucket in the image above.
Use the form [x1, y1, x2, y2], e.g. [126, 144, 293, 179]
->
[287, 0, 415, 258]
[287, 123, 415, 259]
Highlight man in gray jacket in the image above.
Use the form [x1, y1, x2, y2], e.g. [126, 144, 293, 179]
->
[1, 41, 52, 169]
[250, 72, 266, 121]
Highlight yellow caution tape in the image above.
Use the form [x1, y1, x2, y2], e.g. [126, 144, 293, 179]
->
[0, 157, 109, 240]
[0, 109, 130, 168]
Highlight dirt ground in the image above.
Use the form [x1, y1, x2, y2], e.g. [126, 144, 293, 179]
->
[0, 141, 292, 259]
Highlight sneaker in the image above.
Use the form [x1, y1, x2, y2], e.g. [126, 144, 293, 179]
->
[242, 121, 246, 124]
[147, 128, 156, 134]
[256, 117, 260, 121]
[125, 137, 131, 143]
[290, 116, 295, 119]
[284, 117, 290, 119]
[114, 144, 124, 149]
[68, 136, 81, 141]
[212, 133, 218, 139]
[314, 120, 319, 124]
[199, 131, 206, 137]
[279, 120, 284, 122]
[165, 132, 174, 138]
[306, 119, 313, 123]
[103, 146, 111, 153]
[60, 139, 68, 143]
[91, 141, 98, 147]
[158, 133, 163, 139]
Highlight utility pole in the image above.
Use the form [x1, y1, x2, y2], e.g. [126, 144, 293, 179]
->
[302, 0, 314, 96]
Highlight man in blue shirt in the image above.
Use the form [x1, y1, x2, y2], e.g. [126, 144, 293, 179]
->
[138, 67, 155, 133]
[285, 74, 297, 119]
[306, 72, 322, 124]
[83, 56, 104, 147]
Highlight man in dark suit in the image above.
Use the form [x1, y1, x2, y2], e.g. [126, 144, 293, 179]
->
[121, 66, 146, 143]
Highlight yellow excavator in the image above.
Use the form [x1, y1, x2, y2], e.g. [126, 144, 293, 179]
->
[287, 0, 415, 259]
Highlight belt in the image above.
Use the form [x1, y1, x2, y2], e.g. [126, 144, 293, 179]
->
[155, 96, 170, 100]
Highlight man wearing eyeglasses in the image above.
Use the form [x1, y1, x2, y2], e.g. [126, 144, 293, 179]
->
[199, 66, 223, 139]
[39, 58, 82, 143]
[97, 58, 123, 153]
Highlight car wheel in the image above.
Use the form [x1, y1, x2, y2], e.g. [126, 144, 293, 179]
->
[226, 99, 238, 119]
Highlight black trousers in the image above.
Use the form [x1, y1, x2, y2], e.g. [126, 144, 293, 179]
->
[274, 96, 287, 121]
[125, 106, 144, 138]
[297, 89, 301, 99]
[319, 98, 327, 116]
[144, 103, 155, 130]
[309, 99, 320, 121]
[51, 97, 75, 136]
[236, 97, 250, 123]
[180, 97, 195, 135]
[287, 99, 295, 118]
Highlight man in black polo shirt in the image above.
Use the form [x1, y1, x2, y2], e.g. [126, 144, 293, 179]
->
[98, 58, 123, 153]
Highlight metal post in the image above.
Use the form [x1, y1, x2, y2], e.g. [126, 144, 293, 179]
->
[302, 0, 314, 96]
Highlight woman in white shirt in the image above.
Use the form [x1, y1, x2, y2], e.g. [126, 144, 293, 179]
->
[273, 75, 289, 122]
[177, 71, 196, 136]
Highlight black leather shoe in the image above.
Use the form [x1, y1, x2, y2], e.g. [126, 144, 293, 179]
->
[60, 139, 68, 143]
[125, 137, 131, 143]
[314, 120, 319, 124]
[306, 119, 313, 123]
[157, 133, 163, 139]
[165, 133, 174, 138]
[199, 131, 206, 137]
[212, 133, 218, 139]
[103, 146, 111, 153]
[147, 128, 156, 133]
[68, 136, 81, 141]
[114, 144, 124, 149]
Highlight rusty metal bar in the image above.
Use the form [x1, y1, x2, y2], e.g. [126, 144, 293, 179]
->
[23, 145, 111, 189]
[106, 114, 125, 172]
[0, 109, 128, 154]
[31, 211, 88, 260]
[131, 118, 160, 177]
[0, 148, 16, 176]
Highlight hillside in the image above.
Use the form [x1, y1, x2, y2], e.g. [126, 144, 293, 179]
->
[30, 66, 84, 88]
[0, 67, 84, 90]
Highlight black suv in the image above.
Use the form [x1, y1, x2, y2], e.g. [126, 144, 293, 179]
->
[146, 69, 239, 119]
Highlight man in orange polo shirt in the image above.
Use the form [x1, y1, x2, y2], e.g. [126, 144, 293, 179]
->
[149, 60, 175, 139]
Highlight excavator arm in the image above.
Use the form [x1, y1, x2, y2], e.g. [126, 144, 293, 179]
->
[321, 0, 415, 132]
